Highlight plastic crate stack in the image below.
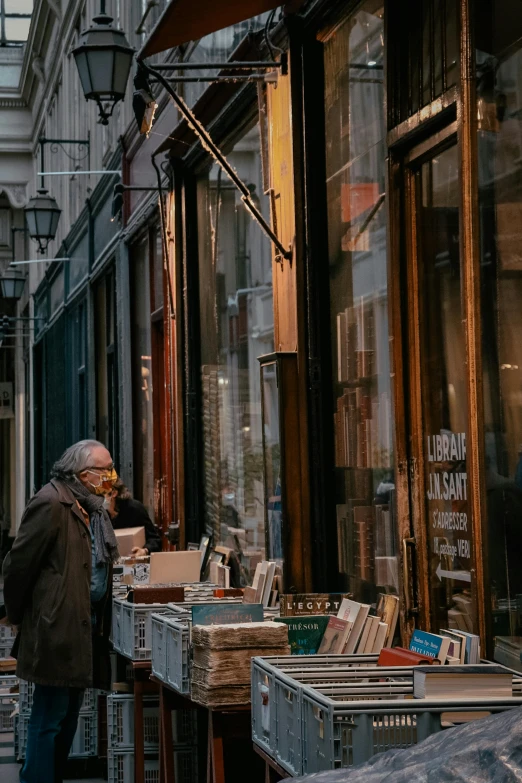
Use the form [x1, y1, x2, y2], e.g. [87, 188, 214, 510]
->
[0, 675, 18, 738]
[112, 584, 242, 663]
[251, 654, 522, 777]
[0, 619, 16, 660]
[107, 693, 198, 783]
[17, 680, 98, 760]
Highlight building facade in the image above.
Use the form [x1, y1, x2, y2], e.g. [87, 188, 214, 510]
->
[0, 0, 520, 658]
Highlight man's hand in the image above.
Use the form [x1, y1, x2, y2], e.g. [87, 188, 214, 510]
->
[131, 547, 148, 557]
[0, 616, 8, 626]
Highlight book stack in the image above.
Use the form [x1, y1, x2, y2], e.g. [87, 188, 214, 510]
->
[243, 561, 279, 607]
[201, 366, 221, 542]
[190, 622, 289, 706]
[409, 628, 481, 664]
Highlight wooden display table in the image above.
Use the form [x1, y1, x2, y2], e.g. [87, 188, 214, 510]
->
[253, 744, 290, 782]
[150, 675, 261, 783]
[131, 661, 159, 783]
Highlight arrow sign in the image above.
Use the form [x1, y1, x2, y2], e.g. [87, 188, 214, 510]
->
[436, 562, 471, 582]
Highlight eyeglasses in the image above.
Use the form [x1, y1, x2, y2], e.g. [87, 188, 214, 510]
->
[83, 464, 115, 473]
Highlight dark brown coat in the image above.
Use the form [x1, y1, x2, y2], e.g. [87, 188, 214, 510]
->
[2, 479, 112, 690]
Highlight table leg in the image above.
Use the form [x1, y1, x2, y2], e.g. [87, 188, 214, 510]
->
[134, 678, 145, 783]
[209, 711, 225, 783]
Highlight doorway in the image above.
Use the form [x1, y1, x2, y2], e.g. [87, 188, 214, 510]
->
[400, 124, 478, 637]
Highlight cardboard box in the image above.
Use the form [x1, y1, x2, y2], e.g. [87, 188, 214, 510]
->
[149, 550, 202, 584]
[114, 526, 146, 557]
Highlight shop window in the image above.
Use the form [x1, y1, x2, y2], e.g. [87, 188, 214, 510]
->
[196, 122, 274, 584]
[130, 237, 155, 516]
[69, 300, 88, 444]
[324, 4, 397, 607]
[388, 0, 458, 127]
[94, 269, 118, 463]
[476, 1, 522, 656]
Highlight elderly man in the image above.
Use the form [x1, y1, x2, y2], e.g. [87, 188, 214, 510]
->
[2, 439, 119, 783]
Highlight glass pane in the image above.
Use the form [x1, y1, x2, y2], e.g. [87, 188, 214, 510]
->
[5, 18, 31, 41]
[325, 4, 397, 610]
[182, 15, 270, 108]
[197, 123, 274, 585]
[416, 145, 474, 633]
[445, 0, 459, 89]
[422, 0, 432, 105]
[5, 0, 32, 12]
[131, 239, 154, 517]
[153, 228, 164, 313]
[261, 360, 282, 563]
[476, 1, 522, 658]
[50, 271, 64, 314]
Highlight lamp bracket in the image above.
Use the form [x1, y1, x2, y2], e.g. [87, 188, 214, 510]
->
[138, 61, 292, 263]
[39, 136, 91, 189]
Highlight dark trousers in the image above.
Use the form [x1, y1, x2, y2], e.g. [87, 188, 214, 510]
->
[20, 684, 85, 783]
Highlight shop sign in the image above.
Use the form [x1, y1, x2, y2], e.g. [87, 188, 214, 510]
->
[0, 382, 14, 419]
[426, 431, 471, 583]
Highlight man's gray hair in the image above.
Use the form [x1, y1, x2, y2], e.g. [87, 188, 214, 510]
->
[51, 440, 107, 481]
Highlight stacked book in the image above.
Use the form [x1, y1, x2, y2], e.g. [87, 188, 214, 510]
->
[190, 621, 289, 706]
[275, 594, 399, 655]
[409, 628, 481, 664]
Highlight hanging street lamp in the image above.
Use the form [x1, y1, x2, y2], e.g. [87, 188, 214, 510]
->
[73, 0, 134, 125]
[0, 270, 26, 300]
[24, 189, 62, 254]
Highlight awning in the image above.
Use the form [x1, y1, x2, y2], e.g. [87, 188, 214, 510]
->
[138, 0, 302, 59]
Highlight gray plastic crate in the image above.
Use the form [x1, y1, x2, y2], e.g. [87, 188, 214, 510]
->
[0, 624, 17, 645]
[19, 679, 96, 714]
[108, 694, 160, 750]
[151, 610, 179, 681]
[108, 747, 198, 783]
[252, 657, 522, 776]
[0, 689, 17, 732]
[111, 596, 123, 652]
[18, 711, 98, 759]
[165, 616, 192, 695]
[107, 692, 197, 750]
[251, 654, 380, 762]
[120, 600, 172, 661]
[300, 686, 522, 775]
[13, 713, 19, 760]
[0, 641, 14, 659]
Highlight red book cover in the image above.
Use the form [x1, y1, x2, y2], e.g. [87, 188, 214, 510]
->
[377, 646, 437, 667]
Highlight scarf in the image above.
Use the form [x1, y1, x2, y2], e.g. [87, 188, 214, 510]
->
[65, 478, 120, 566]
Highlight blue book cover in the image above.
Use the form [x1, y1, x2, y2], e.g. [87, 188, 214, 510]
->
[191, 603, 264, 626]
[409, 630, 444, 659]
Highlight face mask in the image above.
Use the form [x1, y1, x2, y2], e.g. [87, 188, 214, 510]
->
[85, 468, 118, 496]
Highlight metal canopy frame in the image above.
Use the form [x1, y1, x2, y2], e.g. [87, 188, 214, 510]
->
[138, 60, 292, 262]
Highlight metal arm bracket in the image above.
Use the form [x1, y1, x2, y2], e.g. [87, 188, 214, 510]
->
[139, 61, 292, 264]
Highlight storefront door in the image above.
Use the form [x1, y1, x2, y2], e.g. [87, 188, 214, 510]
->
[401, 123, 478, 638]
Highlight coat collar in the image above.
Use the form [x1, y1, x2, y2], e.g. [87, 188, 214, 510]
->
[50, 478, 89, 529]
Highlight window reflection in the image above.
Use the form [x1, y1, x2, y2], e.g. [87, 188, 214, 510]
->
[325, 4, 397, 608]
[130, 238, 154, 518]
[477, 3, 522, 660]
[197, 123, 274, 584]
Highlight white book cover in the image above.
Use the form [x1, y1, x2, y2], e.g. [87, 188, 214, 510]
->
[345, 603, 371, 654]
[363, 616, 380, 654]
[356, 616, 373, 654]
[262, 562, 276, 607]
[373, 622, 388, 654]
